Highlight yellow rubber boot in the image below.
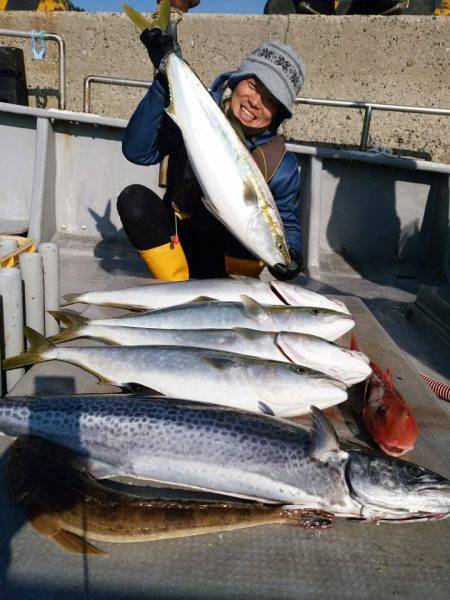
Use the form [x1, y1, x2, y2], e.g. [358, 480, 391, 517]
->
[225, 256, 265, 279]
[139, 241, 189, 281]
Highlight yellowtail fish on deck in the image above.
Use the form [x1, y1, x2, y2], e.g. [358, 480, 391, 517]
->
[63, 276, 351, 315]
[2, 327, 347, 417]
[50, 311, 370, 386]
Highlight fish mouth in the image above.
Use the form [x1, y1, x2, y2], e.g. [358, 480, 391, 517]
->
[378, 442, 414, 457]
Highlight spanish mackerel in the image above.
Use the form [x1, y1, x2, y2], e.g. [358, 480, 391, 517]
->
[3, 328, 347, 417]
[124, 1, 290, 268]
[62, 296, 354, 342]
[8, 436, 330, 554]
[63, 277, 350, 315]
[1, 397, 449, 521]
[50, 311, 370, 386]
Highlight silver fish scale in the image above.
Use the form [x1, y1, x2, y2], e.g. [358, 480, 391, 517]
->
[0, 396, 350, 507]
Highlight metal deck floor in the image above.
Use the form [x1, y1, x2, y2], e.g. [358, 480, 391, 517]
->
[1, 253, 450, 599]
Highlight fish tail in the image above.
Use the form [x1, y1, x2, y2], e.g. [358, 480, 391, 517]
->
[27, 506, 107, 556]
[2, 327, 52, 371]
[122, 0, 171, 33]
[61, 293, 82, 306]
[47, 311, 89, 343]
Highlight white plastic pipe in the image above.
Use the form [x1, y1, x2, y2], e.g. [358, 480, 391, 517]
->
[0, 268, 25, 393]
[38, 243, 60, 336]
[19, 253, 45, 344]
[0, 239, 18, 261]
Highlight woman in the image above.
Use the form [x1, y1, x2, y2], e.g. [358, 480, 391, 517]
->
[118, 28, 305, 281]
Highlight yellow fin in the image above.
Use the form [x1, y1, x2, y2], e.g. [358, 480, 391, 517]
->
[122, 4, 154, 32]
[122, 0, 171, 33]
[52, 530, 107, 556]
[2, 326, 51, 371]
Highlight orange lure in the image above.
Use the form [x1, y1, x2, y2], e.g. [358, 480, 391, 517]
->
[351, 335, 419, 457]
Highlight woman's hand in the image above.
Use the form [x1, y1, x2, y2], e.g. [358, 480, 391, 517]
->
[268, 248, 303, 281]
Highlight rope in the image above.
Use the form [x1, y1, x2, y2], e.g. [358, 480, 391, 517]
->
[419, 373, 450, 402]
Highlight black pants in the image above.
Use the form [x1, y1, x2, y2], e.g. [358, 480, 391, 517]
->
[117, 184, 258, 279]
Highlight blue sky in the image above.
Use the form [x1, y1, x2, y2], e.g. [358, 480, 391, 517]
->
[74, 1, 268, 13]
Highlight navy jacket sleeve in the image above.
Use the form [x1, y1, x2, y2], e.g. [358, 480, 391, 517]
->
[122, 74, 182, 165]
[269, 152, 302, 254]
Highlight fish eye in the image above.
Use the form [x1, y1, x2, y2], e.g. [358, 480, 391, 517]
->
[311, 309, 319, 316]
[406, 464, 423, 478]
[377, 405, 387, 415]
[278, 243, 284, 251]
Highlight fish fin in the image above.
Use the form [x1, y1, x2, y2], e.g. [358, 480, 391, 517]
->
[201, 196, 222, 221]
[258, 401, 275, 416]
[350, 334, 360, 352]
[122, 1, 170, 33]
[243, 178, 259, 207]
[384, 368, 395, 393]
[61, 292, 82, 306]
[189, 296, 216, 303]
[203, 356, 238, 371]
[310, 406, 340, 460]
[86, 459, 122, 480]
[164, 104, 181, 127]
[52, 529, 107, 556]
[28, 509, 105, 555]
[47, 311, 89, 343]
[123, 382, 163, 395]
[2, 326, 51, 371]
[233, 327, 264, 341]
[27, 506, 60, 537]
[240, 295, 268, 323]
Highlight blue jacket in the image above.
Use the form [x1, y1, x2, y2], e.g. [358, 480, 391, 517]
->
[122, 72, 302, 253]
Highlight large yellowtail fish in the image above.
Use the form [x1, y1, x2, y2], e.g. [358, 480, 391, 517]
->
[123, 0, 292, 268]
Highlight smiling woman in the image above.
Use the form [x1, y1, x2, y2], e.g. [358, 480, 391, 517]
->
[229, 78, 279, 133]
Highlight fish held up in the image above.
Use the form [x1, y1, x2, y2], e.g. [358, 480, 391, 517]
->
[124, 0, 290, 268]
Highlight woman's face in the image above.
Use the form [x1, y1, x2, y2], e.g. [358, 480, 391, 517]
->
[230, 77, 280, 132]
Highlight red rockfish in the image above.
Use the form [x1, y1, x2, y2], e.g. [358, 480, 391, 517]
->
[351, 335, 419, 457]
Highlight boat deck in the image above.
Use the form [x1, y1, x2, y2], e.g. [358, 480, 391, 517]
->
[1, 251, 449, 599]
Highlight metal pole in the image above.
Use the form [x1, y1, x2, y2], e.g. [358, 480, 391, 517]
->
[0, 29, 66, 110]
[38, 243, 60, 337]
[360, 106, 373, 151]
[83, 75, 151, 113]
[295, 97, 450, 116]
[0, 267, 24, 392]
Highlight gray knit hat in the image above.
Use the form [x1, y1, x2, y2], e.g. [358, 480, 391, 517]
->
[227, 42, 305, 119]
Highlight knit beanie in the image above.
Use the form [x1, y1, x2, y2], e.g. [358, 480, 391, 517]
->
[227, 42, 305, 119]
